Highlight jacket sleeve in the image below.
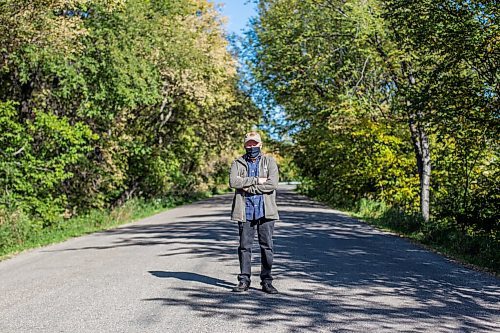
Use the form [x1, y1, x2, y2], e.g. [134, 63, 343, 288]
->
[244, 156, 279, 194]
[229, 160, 258, 189]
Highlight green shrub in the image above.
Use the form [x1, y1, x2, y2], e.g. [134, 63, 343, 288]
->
[0, 207, 41, 255]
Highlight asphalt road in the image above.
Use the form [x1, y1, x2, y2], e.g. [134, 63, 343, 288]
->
[1, 185, 499, 333]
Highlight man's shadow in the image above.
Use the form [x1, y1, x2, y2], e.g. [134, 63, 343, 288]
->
[149, 271, 235, 290]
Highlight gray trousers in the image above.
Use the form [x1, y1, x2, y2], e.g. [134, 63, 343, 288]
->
[237, 218, 275, 284]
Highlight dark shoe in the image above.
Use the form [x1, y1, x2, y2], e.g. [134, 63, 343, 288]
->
[232, 281, 250, 292]
[261, 281, 278, 294]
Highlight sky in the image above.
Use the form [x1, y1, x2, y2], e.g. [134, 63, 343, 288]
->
[213, 1, 257, 36]
[212, 1, 285, 139]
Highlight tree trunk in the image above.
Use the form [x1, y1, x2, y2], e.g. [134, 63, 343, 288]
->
[372, 48, 432, 222]
[408, 111, 431, 222]
[403, 59, 431, 222]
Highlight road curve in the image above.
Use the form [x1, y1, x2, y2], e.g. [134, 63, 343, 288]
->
[1, 185, 499, 333]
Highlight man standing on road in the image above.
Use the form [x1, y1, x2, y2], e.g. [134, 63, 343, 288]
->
[229, 131, 280, 294]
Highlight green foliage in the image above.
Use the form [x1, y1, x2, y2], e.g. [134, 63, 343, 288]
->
[383, 0, 499, 232]
[0, 101, 96, 224]
[354, 198, 422, 234]
[247, 0, 421, 209]
[246, 0, 499, 270]
[0, 0, 259, 253]
[0, 207, 37, 254]
[259, 134, 300, 182]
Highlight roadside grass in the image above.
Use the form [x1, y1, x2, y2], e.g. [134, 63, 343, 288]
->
[0, 187, 230, 261]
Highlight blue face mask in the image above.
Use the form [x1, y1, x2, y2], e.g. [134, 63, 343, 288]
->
[245, 146, 261, 159]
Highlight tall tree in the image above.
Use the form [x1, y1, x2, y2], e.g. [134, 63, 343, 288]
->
[246, 0, 498, 225]
[0, 0, 259, 222]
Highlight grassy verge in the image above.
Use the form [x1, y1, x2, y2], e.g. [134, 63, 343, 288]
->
[0, 187, 231, 261]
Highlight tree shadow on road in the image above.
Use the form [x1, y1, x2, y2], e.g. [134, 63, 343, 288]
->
[45, 190, 500, 332]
